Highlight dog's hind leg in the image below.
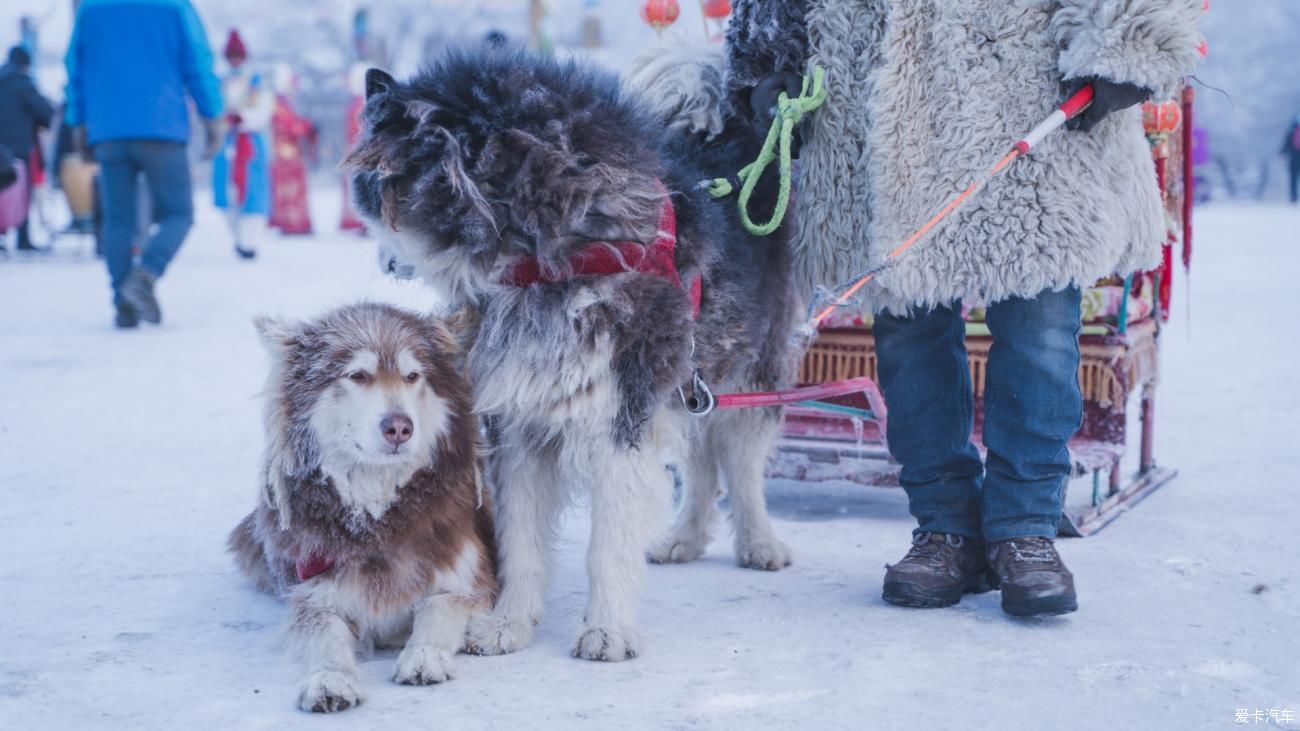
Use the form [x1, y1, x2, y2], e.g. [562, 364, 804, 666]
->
[466, 438, 563, 656]
[290, 597, 364, 713]
[647, 428, 720, 565]
[573, 431, 674, 662]
[716, 408, 793, 571]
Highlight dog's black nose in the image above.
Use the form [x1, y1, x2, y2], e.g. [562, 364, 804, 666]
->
[381, 413, 414, 447]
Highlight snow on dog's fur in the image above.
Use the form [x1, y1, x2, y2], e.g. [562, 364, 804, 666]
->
[343, 45, 801, 662]
[228, 303, 497, 712]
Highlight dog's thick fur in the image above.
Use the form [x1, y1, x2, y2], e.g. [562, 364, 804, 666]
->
[228, 303, 497, 711]
[344, 45, 800, 662]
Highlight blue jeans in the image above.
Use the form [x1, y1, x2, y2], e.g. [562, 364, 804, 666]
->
[95, 140, 193, 304]
[873, 287, 1083, 542]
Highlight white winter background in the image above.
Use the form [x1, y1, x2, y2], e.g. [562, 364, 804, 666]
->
[3, 2, 1300, 730]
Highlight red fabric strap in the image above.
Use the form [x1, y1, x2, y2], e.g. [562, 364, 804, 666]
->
[498, 188, 702, 319]
[295, 553, 335, 582]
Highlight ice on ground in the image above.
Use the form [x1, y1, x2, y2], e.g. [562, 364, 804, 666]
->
[1, 197, 1298, 730]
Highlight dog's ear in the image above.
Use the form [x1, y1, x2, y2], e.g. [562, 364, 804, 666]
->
[253, 316, 302, 354]
[436, 308, 481, 355]
[365, 68, 397, 100]
[425, 319, 461, 357]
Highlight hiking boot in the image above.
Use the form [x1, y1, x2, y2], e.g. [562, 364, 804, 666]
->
[120, 268, 161, 324]
[883, 532, 991, 608]
[114, 302, 140, 329]
[987, 537, 1078, 617]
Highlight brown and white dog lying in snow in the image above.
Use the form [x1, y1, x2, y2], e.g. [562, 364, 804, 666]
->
[228, 303, 497, 713]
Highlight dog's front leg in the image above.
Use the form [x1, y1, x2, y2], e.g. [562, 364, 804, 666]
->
[573, 443, 672, 662]
[393, 593, 486, 685]
[290, 598, 364, 713]
[466, 442, 562, 655]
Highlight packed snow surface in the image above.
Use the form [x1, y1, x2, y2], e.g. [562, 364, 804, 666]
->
[1, 197, 1297, 730]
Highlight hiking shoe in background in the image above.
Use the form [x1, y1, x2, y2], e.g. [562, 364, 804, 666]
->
[883, 532, 990, 608]
[114, 301, 140, 329]
[119, 268, 161, 324]
[987, 537, 1078, 617]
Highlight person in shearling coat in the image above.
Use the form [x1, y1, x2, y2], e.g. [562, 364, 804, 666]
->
[725, 0, 1203, 616]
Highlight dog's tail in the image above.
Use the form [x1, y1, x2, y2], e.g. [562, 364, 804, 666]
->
[228, 513, 279, 595]
[626, 44, 727, 140]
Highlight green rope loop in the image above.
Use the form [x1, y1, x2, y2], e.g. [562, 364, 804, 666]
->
[705, 66, 827, 237]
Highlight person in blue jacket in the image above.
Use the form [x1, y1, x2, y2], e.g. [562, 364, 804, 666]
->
[65, 0, 224, 329]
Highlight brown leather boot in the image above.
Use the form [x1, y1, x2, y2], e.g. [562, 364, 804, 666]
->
[987, 537, 1078, 617]
[882, 532, 991, 608]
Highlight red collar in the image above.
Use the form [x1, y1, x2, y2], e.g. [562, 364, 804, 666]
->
[498, 189, 702, 319]
[296, 553, 335, 582]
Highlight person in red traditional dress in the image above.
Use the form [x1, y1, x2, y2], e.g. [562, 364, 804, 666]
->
[267, 64, 314, 236]
[213, 29, 273, 260]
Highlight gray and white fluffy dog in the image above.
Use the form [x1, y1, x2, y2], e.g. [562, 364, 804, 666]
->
[343, 44, 799, 661]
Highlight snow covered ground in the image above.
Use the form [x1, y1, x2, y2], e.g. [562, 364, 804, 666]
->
[1, 194, 1297, 730]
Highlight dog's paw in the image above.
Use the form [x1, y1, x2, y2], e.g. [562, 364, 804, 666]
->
[571, 626, 641, 662]
[647, 534, 707, 564]
[737, 537, 793, 571]
[392, 645, 455, 686]
[298, 670, 364, 713]
[465, 613, 533, 656]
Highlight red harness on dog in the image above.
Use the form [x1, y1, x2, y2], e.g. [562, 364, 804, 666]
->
[497, 192, 703, 319]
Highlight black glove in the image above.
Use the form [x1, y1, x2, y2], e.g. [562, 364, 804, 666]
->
[749, 71, 804, 136]
[202, 118, 224, 161]
[70, 126, 89, 158]
[1064, 77, 1153, 133]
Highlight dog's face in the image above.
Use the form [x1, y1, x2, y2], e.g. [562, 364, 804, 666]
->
[257, 304, 463, 475]
[306, 343, 445, 467]
[342, 51, 668, 307]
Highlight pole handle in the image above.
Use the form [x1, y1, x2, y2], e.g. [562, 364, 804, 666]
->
[1060, 84, 1096, 120]
[1017, 84, 1096, 154]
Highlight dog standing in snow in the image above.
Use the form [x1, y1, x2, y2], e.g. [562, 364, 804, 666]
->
[343, 45, 801, 662]
[228, 303, 497, 712]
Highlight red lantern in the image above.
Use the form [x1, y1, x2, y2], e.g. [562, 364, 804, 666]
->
[1142, 99, 1183, 161]
[702, 0, 731, 19]
[642, 0, 681, 32]
[1142, 100, 1183, 139]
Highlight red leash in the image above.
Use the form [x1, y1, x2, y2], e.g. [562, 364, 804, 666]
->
[715, 377, 880, 410]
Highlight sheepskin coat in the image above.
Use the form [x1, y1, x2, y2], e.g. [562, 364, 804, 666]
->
[725, 0, 1204, 313]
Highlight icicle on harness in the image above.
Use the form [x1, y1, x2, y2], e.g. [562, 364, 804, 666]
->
[701, 66, 827, 237]
[498, 186, 702, 319]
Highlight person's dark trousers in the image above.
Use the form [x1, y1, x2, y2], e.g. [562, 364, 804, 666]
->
[94, 140, 193, 304]
[873, 287, 1083, 543]
[1289, 156, 1300, 204]
[14, 159, 34, 248]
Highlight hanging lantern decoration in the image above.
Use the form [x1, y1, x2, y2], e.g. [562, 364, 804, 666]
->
[1142, 99, 1183, 159]
[1198, 1, 1210, 58]
[642, 0, 681, 34]
[702, 0, 731, 18]
[697, 0, 730, 41]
